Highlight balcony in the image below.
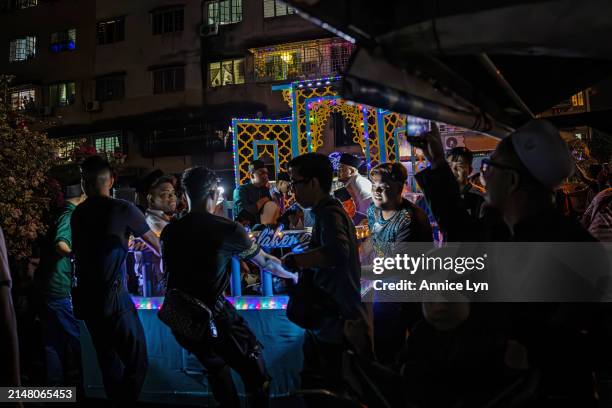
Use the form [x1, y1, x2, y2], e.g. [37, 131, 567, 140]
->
[250, 38, 354, 83]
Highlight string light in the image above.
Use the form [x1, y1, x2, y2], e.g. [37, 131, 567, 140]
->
[132, 296, 289, 310]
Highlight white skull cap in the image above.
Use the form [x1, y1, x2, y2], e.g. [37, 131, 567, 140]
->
[510, 119, 574, 190]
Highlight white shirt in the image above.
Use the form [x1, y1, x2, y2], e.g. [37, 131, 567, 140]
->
[145, 209, 171, 237]
[345, 174, 373, 214]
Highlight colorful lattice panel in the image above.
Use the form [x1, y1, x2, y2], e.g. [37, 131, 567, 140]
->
[232, 119, 292, 185]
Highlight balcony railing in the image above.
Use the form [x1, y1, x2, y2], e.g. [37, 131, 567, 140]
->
[251, 38, 354, 83]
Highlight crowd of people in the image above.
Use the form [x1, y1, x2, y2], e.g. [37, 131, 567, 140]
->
[1, 118, 612, 407]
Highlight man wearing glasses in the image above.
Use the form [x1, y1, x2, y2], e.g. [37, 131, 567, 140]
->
[411, 120, 607, 406]
[281, 153, 372, 395]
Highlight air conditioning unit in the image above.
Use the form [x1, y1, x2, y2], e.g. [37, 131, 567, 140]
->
[200, 24, 219, 37]
[443, 135, 465, 150]
[85, 101, 101, 112]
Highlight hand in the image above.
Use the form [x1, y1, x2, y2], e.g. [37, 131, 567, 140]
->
[264, 257, 297, 282]
[129, 238, 148, 252]
[256, 197, 271, 211]
[408, 122, 446, 170]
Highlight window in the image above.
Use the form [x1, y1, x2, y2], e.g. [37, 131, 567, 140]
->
[251, 38, 354, 82]
[10, 88, 35, 111]
[95, 75, 125, 101]
[571, 92, 585, 107]
[16, 0, 37, 9]
[9, 36, 36, 62]
[206, 0, 242, 26]
[152, 66, 185, 94]
[263, 0, 294, 18]
[152, 7, 184, 35]
[50, 28, 76, 53]
[57, 138, 80, 159]
[48, 81, 76, 107]
[95, 133, 121, 154]
[97, 17, 125, 45]
[209, 58, 245, 87]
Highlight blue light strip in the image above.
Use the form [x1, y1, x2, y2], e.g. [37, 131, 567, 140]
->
[132, 296, 289, 311]
[377, 109, 387, 163]
[232, 118, 293, 124]
[232, 119, 240, 186]
[252, 140, 280, 178]
[290, 84, 299, 157]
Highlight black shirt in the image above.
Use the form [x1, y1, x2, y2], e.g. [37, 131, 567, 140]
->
[309, 196, 372, 344]
[161, 212, 259, 304]
[71, 196, 150, 311]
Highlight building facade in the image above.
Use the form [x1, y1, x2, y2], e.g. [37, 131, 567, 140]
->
[1, 0, 359, 185]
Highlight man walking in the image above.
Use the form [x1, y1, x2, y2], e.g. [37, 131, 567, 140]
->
[71, 155, 160, 405]
[161, 166, 296, 408]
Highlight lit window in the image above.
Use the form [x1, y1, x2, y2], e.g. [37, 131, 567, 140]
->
[57, 138, 80, 160]
[97, 17, 125, 45]
[95, 134, 121, 154]
[50, 28, 76, 53]
[263, 0, 295, 18]
[251, 39, 354, 82]
[209, 58, 245, 87]
[152, 66, 185, 94]
[10, 88, 35, 111]
[9, 36, 36, 62]
[151, 7, 184, 35]
[16, 0, 37, 9]
[48, 81, 76, 107]
[95, 75, 125, 101]
[571, 92, 585, 107]
[206, 0, 242, 26]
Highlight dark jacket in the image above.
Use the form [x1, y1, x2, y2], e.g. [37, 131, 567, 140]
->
[414, 163, 609, 405]
[308, 196, 372, 345]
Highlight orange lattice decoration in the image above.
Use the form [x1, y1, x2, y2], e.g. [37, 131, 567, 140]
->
[232, 77, 408, 185]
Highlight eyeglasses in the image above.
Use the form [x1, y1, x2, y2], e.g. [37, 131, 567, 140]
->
[289, 178, 311, 189]
[371, 182, 393, 192]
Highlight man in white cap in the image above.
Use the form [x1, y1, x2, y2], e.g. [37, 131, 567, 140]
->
[411, 120, 609, 406]
[337, 153, 372, 215]
[413, 120, 593, 242]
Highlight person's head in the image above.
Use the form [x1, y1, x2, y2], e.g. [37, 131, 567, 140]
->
[422, 301, 471, 331]
[484, 120, 573, 219]
[63, 183, 86, 205]
[479, 161, 488, 188]
[287, 153, 333, 209]
[181, 166, 219, 213]
[277, 172, 291, 195]
[446, 147, 473, 187]
[338, 153, 362, 183]
[369, 162, 407, 211]
[249, 160, 269, 187]
[80, 155, 113, 197]
[147, 175, 177, 214]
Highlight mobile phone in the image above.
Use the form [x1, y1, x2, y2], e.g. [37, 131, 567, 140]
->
[406, 120, 430, 137]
